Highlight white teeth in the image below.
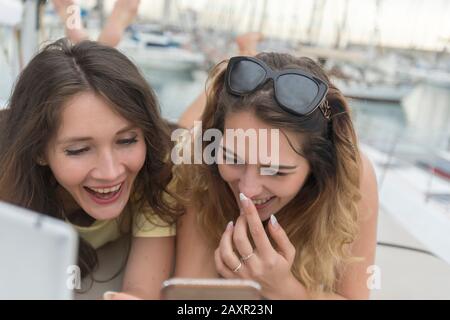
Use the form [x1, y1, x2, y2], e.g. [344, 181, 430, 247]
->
[89, 183, 122, 194]
[252, 197, 273, 205]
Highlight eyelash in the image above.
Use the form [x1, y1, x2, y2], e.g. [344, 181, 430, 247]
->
[65, 147, 89, 156]
[65, 137, 138, 156]
[222, 154, 289, 176]
[118, 137, 138, 145]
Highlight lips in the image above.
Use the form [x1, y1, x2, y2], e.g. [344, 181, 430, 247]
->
[87, 183, 122, 194]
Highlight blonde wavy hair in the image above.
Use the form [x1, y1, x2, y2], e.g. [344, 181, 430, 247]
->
[175, 52, 362, 294]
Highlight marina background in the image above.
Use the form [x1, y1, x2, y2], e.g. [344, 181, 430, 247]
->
[1, 0, 449, 299]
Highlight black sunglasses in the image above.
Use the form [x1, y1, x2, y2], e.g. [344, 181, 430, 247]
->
[225, 56, 331, 120]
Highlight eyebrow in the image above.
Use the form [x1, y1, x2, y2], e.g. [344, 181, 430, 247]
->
[57, 125, 138, 145]
[222, 146, 298, 170]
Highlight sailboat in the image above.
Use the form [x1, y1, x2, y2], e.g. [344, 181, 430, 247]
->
[118, 24, 205, 72]
[326, 0, 415, 103]
[117, 0, 205, 72]
[329, 61, 415, 103]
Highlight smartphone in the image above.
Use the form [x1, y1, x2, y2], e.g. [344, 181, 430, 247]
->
[161, 278, 262, 300]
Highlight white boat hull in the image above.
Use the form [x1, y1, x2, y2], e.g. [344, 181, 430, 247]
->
[120, 46, 205, 72]
[332, 78, 413, 103]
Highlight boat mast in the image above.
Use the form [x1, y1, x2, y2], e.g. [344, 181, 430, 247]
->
[373, 0, 383, 54]
[307, 0, 326, 46]
[247, 0, 257, 31]
[162, 0, 172, 28]
[258, 0, 268, 34]
[97, 0, 105, 29]
[335, 0, 349, 49]
[20, 0, 42, 66]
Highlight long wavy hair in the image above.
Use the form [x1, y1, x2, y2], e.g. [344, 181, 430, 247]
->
[0, 39, 182, 280]
[175, 52, 362, 294]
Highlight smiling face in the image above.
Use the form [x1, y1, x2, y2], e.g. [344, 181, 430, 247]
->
[218, 110, 310, 221]
[45, 91, 146, 221]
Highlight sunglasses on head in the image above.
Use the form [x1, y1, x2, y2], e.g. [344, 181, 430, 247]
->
[225, 56, 331, 120]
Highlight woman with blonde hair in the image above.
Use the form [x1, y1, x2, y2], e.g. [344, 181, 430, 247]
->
[173, 52, 379, 299]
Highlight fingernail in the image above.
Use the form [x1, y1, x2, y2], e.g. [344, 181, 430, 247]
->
[239, 192, 249, 207]
[103, 291, 117, 300]
[270, 214, 278, 227]
[227, 221, 234, 230]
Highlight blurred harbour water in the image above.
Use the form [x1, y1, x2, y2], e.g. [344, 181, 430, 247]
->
[143, 68, 207, 122]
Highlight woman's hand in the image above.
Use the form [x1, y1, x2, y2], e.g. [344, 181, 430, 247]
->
[214, 193, 307, 299]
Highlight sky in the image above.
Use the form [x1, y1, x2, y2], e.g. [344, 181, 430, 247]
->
[96, 0, 450, 51]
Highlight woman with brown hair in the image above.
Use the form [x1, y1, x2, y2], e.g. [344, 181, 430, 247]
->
[0, 38, 181, 299]
[173, 52, 379, 299]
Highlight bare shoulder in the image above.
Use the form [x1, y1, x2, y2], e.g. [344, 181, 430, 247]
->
[358, 151, 379, 220]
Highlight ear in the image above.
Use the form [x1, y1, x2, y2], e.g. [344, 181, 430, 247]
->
[36, 156, 47, 166]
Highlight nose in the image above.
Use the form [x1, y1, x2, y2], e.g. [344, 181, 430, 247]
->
[90, 149, 125, 182]
[238, 165, 263, 199]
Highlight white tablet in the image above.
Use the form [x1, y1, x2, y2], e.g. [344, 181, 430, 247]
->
[0, 201, 78, 299]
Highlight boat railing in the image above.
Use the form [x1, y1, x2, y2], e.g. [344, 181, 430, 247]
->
[357, 115, 450, 212]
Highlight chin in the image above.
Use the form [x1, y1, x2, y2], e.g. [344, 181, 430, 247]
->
[83, 204, 122, 221]
[79, 195, 128, 221]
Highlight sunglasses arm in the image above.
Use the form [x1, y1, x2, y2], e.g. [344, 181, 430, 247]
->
[319, 100, 332, 121]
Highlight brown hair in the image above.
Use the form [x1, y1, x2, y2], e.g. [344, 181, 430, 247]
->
[0, 39, 181, 279]
[176, 52, 362, 294]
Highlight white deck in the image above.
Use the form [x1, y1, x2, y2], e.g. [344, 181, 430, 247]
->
[362, 144, 450, 264]
[372, 210, 450, 299]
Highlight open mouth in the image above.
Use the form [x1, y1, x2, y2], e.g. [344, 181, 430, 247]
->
[252, 196, 276, 209]
[84, 182, 123, 201]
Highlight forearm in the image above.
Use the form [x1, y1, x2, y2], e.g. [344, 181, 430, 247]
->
[121, 236, 174, 299]
[175, 208, 218, 278]
[174, 247, 217, 278]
